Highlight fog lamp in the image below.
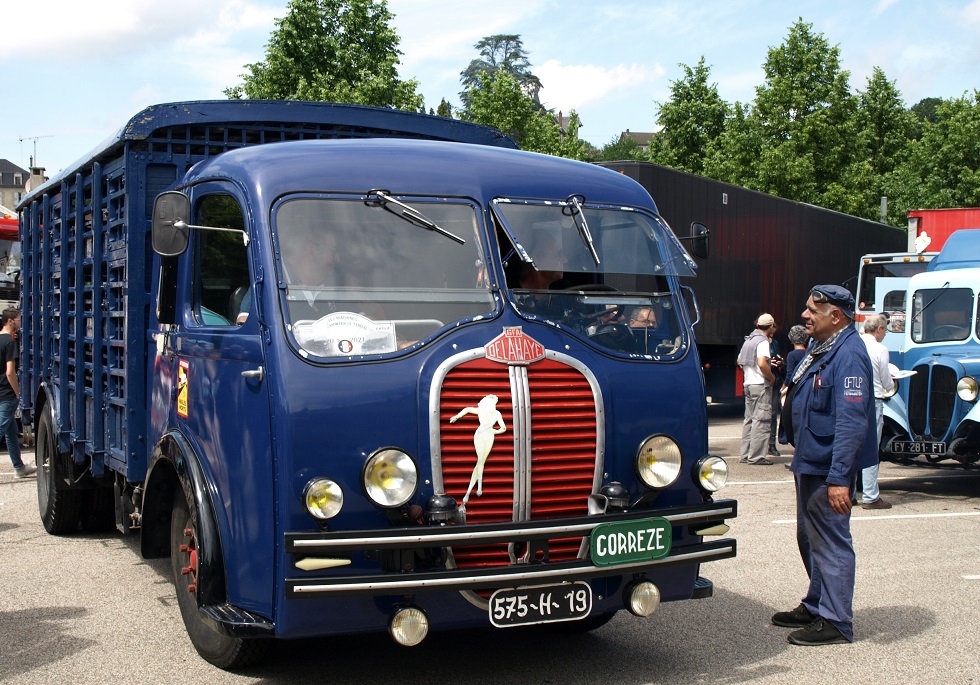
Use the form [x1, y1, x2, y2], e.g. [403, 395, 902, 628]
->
[625, 580, 661, 617]
[636, 435, 682, 488]
[957, 376, 978, 402]
[303, 479, 343, 520]
[389, 606, 428, 646]
[364, 448, 418, 508]
[695, 456, 728, 492]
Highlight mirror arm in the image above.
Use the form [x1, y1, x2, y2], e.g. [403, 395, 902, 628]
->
[173, 220, 249, 246]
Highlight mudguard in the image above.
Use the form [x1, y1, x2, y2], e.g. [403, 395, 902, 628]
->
[141, 431, 228, 608]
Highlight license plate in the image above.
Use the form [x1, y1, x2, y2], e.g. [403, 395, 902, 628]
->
[891, 441, 947, 455]
[489, 582, 592, 628]
[590, 516, 672, 567]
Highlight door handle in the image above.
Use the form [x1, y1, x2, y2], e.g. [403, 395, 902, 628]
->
[241, 366, 264, 382]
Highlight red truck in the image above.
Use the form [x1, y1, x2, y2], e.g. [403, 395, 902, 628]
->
[906, 208, 980, 252]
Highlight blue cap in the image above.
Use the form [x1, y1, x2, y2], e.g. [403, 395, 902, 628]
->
[811, 285, 854, 319]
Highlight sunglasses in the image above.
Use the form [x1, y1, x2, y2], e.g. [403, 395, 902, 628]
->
[810, 289, 849, 308]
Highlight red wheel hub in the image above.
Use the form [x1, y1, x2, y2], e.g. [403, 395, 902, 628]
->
[179, 526, 199, 593]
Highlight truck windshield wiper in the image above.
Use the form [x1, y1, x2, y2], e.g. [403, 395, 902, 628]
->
[366, 189, 465, 245]
[911, 281, 950, 322]
[564, 194, 601, 267]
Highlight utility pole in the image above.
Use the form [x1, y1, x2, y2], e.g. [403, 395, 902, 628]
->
[19, 135, 54, 167]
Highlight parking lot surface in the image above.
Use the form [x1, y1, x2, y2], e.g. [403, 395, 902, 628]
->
[1, 411, 977, 684]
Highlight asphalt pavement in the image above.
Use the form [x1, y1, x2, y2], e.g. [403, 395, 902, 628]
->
[1, 412, 978, 684]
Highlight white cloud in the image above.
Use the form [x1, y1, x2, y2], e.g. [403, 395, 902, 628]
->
[537, 60, 666, 114]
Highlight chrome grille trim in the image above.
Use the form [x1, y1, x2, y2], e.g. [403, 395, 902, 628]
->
[287, 540, 737, 596]
[287, 502, 739, 551]
[428, 346, 606, 498]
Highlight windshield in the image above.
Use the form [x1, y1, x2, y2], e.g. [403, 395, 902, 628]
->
[910, 287, 975, 343]
[274, 196, 494, 357]
[492, 198, 695, 357]
[856, 259, 930, 311]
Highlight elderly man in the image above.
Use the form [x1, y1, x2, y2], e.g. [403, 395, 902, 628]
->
[859, 314, 894, 509]
[772, 285, 877, 646]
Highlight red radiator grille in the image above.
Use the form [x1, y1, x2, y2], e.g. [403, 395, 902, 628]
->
[439, 357, 598, 570]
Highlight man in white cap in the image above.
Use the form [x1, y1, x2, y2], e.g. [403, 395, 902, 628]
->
[737, 313, 778, 465]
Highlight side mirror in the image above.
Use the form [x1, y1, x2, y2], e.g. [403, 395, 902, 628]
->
[152, 191, 191, 257]
[690, 222, 709, 260]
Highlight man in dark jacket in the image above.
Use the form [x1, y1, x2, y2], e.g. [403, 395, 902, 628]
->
[772, 285, 877, 646]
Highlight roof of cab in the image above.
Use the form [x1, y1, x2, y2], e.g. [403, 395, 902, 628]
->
[179, 137, 658, 212]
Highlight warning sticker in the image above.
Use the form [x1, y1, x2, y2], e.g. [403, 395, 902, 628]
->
[177, 359, 189, 418]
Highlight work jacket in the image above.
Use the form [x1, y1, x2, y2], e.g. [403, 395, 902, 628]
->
[788, 326, 878, 486]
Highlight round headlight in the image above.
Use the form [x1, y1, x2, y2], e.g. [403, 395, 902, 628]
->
[695, 456, 729, 492]
[957, 376, 979, 402]
[303, 479, 344, 520]
[364, 448, 418, 508]
[636, 435, 682, 488]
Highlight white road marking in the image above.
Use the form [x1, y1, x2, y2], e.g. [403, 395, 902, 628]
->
[773, 511, 980, 524]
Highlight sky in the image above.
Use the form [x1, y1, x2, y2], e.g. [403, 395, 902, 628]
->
[2, 0, 979, 179]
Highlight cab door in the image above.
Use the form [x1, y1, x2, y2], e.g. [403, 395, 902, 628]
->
[169, 183, 277, 615]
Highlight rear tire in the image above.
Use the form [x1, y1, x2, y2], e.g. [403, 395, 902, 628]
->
[170, 488, 265, 669]
[36, 409, 83, 534]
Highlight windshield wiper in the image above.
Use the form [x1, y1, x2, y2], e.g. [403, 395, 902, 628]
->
[564, 194, 601, 267]
[912, 281, 950, 322]
[366, 189, 464, 245]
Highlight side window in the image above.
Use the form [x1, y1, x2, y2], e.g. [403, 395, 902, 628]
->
[193, 194, 249, 327]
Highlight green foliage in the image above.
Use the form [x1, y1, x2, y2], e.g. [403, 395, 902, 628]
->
[459, 71, 583, 158]
[459, 35, 543, 111]
[596, 135, 646, 162]
[889, 92, 980, 212]
[224, 0, 422, 111]
[649, 58, 729, 174]
[436, 99, 453, 118]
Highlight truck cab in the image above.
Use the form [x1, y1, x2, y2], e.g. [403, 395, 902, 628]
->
[880, 231, 980, 465]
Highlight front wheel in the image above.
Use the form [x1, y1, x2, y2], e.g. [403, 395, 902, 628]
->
[170, 489, 265, 669]
[37, 408, 83, 534]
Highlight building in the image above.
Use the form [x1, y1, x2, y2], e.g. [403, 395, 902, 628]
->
[618, 129, 655, 152]
[0, 159, 29, 211]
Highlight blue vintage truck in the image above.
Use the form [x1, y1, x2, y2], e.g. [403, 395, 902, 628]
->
[880, 229, 980, 465]
[19, 101, 736, 668]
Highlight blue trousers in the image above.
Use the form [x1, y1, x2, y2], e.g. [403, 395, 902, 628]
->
[0, 398, 23, 470]
[795, 473, 856, 641]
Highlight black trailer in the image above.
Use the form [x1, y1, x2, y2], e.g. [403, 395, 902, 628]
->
[600, 161, 905, 403]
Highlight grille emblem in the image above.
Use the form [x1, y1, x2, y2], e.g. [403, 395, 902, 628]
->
[485, 326, 545, 365]
[449, 394, 508, 504]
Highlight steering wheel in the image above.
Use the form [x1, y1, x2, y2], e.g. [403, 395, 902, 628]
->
[561, 283, 626, 326]
[931, 325, 966, 339]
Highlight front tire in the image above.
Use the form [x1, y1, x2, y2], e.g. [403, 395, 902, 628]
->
[170, 488, 264, 669]
[37, 408, 83, 534]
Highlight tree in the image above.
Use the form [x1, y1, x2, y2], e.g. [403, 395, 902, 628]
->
[889, 92, 980, 211]
[649, 58, 729, 175]
[224, 0, 423, 111]
[459, 35, 543, 112]
[835, 67, 916, 222]
[597, 134, 645, 162]
[750, 19, 858, 207]
[703, 102, 765, 189]
[460, 71, 581, 158]
[435, 99, 453, 118]
[909, 96, 943, 141]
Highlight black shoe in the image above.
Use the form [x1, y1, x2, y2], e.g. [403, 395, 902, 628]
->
[787, 618, 849, 646]
[767, 446, 780, 457]
[772, 603, 815, 627]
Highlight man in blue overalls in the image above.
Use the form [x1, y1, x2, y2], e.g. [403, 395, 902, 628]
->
[772, 285, 877, 646]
